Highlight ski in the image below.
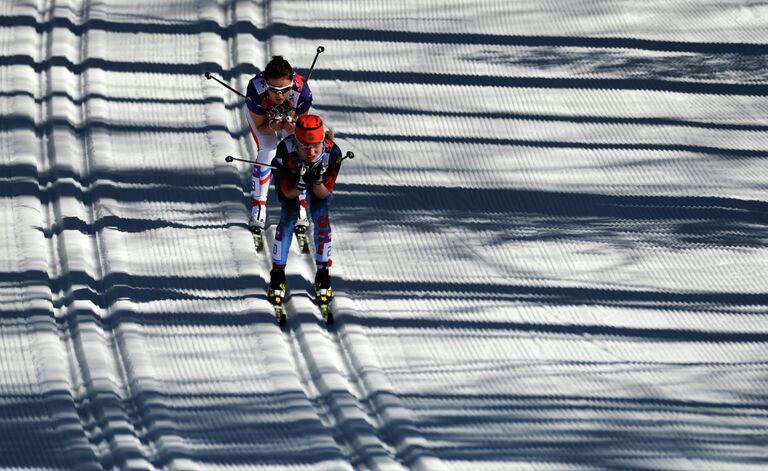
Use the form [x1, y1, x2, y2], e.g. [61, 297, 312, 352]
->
[250, 227, 264, 252]
[268, 283, 288, 325]
[274, 304, 287, 325]
[316, 288, 334, 324]
[269, 295, 287, 325]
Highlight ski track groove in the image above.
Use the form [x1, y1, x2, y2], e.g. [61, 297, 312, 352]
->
[264, 226, 447, 471]
[39, 0, 159, 468]
[7, 1, 102, 467]
[260, 228, 359, 468]
[201, 2, 353, 468]
[225, 6, 408, 466]
[34, 0, 202, 468]
[86, 2, 204, 467]
[258, 227, 400, 470]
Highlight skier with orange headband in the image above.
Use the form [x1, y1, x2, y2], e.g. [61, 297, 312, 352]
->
[267, 114, 344, 323]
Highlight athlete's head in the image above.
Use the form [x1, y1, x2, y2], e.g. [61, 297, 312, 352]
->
[295, 114, 324, 161]
[264, 56, 293, 101]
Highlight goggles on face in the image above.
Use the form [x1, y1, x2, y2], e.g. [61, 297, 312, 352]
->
[296, 140, 323, 150]
[266, 84, 292, 94]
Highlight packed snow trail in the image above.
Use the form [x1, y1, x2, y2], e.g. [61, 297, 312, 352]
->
[1, 0, 768, 470]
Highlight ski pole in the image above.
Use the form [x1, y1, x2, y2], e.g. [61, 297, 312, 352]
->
[228, 152, 351, 166]
[204, 71, 248, 99]
[227, 151, 352, 169]
[283, 46, 324, 125]
[205, 45, 324, 99]
[304, 46, 325, 83]
[224, 155, 278, 168]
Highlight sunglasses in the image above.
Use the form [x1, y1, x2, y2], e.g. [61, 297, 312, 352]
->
[266, 84, 292, 94]
[297, 140, 323, 150]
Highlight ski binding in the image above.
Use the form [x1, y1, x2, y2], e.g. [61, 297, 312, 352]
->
[316, 288, 334, 324]
[268, 287, 287, 325]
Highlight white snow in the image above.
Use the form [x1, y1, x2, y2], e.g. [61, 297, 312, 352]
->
[1, 0, 767, 469]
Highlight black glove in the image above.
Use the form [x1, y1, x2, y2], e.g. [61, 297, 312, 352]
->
[304, 160, 325, 185]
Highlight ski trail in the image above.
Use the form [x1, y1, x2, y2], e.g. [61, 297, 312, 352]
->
[36, 0, 162, 467]
[258, 227, 394, 469]
[290, 234, 447, 470]
[195, 2, 352, 467]
[318, 294, 448, 469]
[4, 1, 101, 466]
[214, 1, 360, 463]
[286, 298, 404, 470]
[77, 2, 203, 467]
[255, 228, 353, 469]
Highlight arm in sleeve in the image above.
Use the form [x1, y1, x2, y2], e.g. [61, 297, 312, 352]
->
[274, 143, 301, 200]
[294, 85, 313, 115]
[245, 80, 266, 115]
[320, 144, 342, 192]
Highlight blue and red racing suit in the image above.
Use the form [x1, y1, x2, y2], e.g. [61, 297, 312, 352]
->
[270, 135, 342, 270]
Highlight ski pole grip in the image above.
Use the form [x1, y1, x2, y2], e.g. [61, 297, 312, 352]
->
[337, 151, 354, 163]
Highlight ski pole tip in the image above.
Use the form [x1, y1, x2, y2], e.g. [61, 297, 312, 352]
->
[204, 71, 212, 79]
[225, 155, 234, 162]
[317, 46, 325, 53]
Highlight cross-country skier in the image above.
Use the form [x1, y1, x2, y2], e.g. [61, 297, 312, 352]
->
[244, 55, 313, 235]
[267, 114, 342, 314]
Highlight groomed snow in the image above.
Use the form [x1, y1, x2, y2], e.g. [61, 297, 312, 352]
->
[1, 0, 767, 469]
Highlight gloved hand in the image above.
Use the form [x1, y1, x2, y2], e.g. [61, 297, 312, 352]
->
[303, 160, 325, 185]
[268, 114, 283, 130]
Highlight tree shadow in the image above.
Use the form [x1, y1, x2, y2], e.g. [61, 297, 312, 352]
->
[465, 48, 768, 83]
[1, 14, 764, 54]
[334, 183, 768, 250]
[0, 388, 345, 468]
[314, 103, 768, 133]
[390, 390, 768, 469]
[2, 44, 767, 96]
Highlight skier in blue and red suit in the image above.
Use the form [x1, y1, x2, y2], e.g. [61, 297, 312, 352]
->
[267, 114, 342, 306]
[244, 55, 313, 234]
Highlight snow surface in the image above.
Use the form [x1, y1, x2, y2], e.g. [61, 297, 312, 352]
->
[1, 0, 768, 469]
